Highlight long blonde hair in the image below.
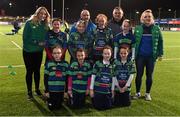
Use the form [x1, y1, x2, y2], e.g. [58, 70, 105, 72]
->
[140, 9, 154, 24]
[29, 7, 50, 27]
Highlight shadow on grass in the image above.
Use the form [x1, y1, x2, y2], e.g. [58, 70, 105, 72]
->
[31, 96, 107, 116]
[31, 97, 56, 116]
[32, 96, 75, 116]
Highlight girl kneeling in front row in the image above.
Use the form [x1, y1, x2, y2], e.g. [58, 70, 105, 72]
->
[90, 45, 115, 110]
[113, 47, 136, 107]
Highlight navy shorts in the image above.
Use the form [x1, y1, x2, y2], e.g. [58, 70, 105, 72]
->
[69, 91, 86, 108]
[113, 91, 131, 107]
[48, 92, 64, 110]
[92, 92, 112, 110]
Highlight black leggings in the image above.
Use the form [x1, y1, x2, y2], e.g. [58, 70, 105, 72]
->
[135, 56, 155, 93]
[23, 50, 43, 94]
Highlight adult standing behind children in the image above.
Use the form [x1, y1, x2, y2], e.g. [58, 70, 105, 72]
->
[107, 6, 125, 36]
[22, 6, 50, 100]
[70, 9, 96, 35]
[133, 9, 163, 101]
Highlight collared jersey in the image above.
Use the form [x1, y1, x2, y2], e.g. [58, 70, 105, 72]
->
[68, 61, 92, 93]
[114, 32, 135, 49]
[93, 27, 113, 56]
[92, 61, 114, 94]
[114, 59, 136, 91]
[44, 60, 69, 92]
[68, 32, 93, 60]
[45, 30, 67, 49]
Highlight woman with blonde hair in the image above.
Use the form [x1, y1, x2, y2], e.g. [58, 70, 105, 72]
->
[23, 6, 50, 100]
[133, 9, 163, 101]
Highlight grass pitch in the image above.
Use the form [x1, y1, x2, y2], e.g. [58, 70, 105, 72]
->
[0, 25, 180, 116]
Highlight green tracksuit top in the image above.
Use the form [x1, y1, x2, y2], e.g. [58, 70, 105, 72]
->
[134, 24, 164, 62]
[23, 20, 49, 52]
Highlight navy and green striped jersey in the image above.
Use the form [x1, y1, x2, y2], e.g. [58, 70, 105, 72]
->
[45, 30, 67, 49]
[68, 32, 93, 60]
[93, 27, 113, 56]
[114, 59, 136, 91]
[44, 60, 69, 92]
[68, 61, 92, 93]
[92, 61, 114, 94]
[113, 32, 135, 49]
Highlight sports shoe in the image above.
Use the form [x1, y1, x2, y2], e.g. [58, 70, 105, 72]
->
[27, 92, 33, 100]
[48, 103, 54, 110]
[35, 90, 42, 96]
[133, 92, 141, 99]
[145, 93, 152, 101]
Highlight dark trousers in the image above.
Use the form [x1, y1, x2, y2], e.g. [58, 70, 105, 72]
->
[114, 91, 131, 107]
[48, 92, 64, 110]
[23, 50, 43, 94]
[92, 92, 112, 110]
[135, 56, 155, 93]
[69, 91, 86, 108]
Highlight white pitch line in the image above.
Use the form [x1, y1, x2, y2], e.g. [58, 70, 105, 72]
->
[163, 58, 180, 61]
[0, 65, 24, 68]
[0, 64, 45, 68]
[165, 46, 180, 48]
[0, 32, 5, 35]
[0, 48, 20, 50]
[0, 58, 179, 68]
[11, 41, 22, 50]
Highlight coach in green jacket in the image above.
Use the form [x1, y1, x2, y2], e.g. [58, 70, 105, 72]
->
[133, 9, 163, 101]
[22, 7, 50, 100]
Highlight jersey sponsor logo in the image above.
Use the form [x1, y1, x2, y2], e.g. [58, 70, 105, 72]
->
[100, 83, 109, 87]
[56, 70, 62, 77]
[95, 39, 106, 50]
[100, 76, 110, 83]
[76, 41, 85, 49]
[77, 73, 83, 79]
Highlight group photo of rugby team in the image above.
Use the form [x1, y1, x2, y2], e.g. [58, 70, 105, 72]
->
[22, 6, 163, 110]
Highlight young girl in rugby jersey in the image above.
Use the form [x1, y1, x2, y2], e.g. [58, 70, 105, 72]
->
[44, 45, 69, 110]
[68, 20, 93, 63]
[113, 47, 136, 107]
[113, 19, 135, 60]
[90, 45, 115, 110]
[45, 18, 67, 61]
[44, 18, 68, 94]
[92, 14, 113, 63]
[68, 49, 92, 108]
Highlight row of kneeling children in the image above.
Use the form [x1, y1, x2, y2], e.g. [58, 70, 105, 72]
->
[44, 45, 135, 110]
